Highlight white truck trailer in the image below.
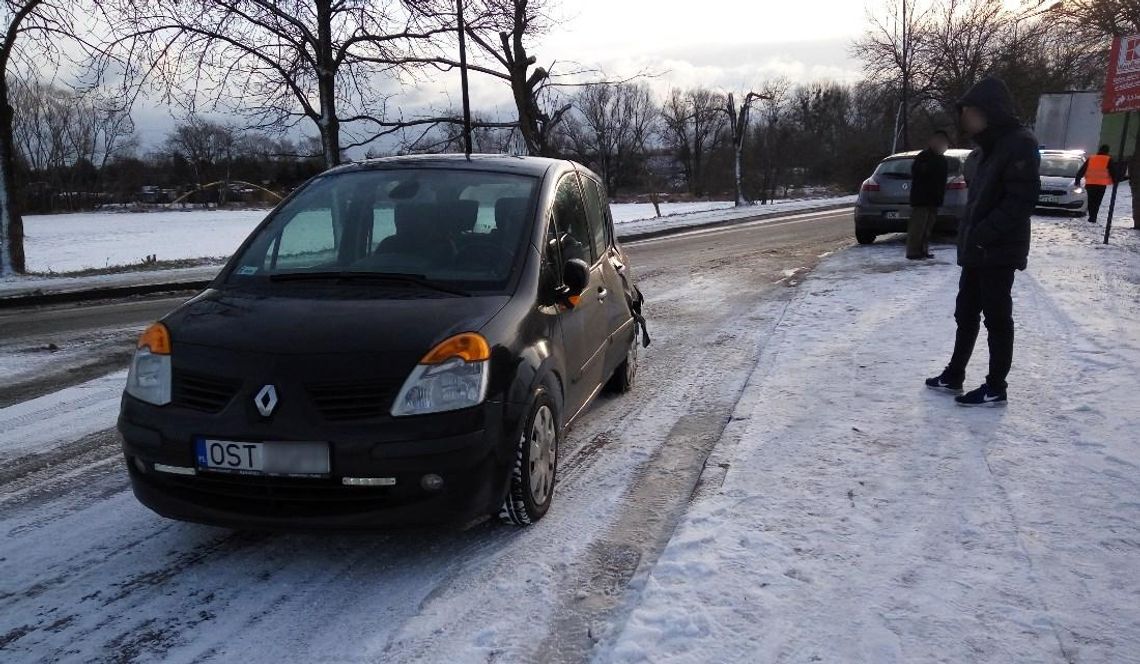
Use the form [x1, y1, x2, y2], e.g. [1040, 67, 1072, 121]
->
[1035, 92, 1104, 154]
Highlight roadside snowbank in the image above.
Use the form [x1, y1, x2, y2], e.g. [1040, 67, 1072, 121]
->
[606, 196, 1140, 662]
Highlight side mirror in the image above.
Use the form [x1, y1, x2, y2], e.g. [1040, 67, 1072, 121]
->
[562, 258, 590, 298]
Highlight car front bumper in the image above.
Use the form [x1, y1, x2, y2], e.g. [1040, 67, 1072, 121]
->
[1036, 194, 1087, 213]
[119, 396, 518, 529]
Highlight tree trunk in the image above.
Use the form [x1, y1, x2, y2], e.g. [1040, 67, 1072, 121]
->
[734, 143, 747, 207]
[0, 77, 26, 275]
[316, 0, 341, 169]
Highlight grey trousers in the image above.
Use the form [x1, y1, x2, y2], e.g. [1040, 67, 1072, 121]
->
[907, 207, 937, 258]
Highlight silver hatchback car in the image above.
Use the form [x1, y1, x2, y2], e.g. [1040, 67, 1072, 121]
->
[1037, 150, 1089, 217]
[854, 149, 973, 245]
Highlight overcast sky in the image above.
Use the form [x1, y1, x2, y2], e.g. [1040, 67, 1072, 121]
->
[129, 0, 1031, 152]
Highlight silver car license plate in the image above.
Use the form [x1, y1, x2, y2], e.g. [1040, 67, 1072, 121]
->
[1039, 195, 1060, 204]
[194, 438, 330, 477]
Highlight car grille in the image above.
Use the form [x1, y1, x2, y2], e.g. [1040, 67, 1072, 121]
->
[172, 371, 242, 413]
[307, 378, 401, 421]
[1041, 189, 1068, 196]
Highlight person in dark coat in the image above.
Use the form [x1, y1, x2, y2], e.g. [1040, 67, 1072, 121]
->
[925, 77, 1040, 407]
[906, 131, 950, 260]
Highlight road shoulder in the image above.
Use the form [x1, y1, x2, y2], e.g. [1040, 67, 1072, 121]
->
[603, 215, 1140, 663]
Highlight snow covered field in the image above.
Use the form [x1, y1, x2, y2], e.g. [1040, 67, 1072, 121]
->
[18, 197, 849, 274]
[606, 197, 1140, 662]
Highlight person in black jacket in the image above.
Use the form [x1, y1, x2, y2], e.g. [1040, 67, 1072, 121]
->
[907, 131, 951, 259]
[925, 77, 1040, 407]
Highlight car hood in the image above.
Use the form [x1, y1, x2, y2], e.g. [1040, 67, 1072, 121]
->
[1040, 175, 1076, 188]
[165, 288, 510, 356]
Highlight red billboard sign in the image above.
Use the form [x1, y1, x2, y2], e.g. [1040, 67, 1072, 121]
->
[1104, 34, 1140, 113]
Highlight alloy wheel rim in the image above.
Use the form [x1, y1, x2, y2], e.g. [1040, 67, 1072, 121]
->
[529, 405, 556, 504]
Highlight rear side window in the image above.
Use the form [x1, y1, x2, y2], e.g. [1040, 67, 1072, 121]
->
[552, 174, 597, 264]
[580, 175, 611, 254]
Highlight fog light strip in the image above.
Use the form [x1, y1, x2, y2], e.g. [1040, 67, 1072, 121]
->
[154, 463, 197, 476]
[342, 477, 397, 487]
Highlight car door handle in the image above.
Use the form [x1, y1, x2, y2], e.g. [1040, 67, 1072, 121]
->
[597, 287, 608, 302]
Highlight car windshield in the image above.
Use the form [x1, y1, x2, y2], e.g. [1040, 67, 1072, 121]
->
[226, 168, 538, 292]
[1040, 155, 1082, 178]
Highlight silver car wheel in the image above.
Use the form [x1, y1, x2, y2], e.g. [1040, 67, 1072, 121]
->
[529, 404, 557, 505]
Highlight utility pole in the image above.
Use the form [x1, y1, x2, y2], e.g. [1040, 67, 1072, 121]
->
[900, 0, 909, 151]
[456, 0, 473, 157]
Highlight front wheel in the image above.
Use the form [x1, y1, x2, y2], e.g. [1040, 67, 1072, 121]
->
[499, 391, 560, 526]
[855, 229, 877, 245]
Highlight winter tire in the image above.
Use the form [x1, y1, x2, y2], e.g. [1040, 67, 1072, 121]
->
[499, 390, 559, 526]
[855, 230, 877, 245]
[605, 328, 639, 394]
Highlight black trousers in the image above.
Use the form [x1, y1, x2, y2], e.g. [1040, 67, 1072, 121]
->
[1087, 185, 1107, 222]
[946, 266, 1016, 391]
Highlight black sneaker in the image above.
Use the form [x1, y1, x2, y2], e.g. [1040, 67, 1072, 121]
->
[955, 383, 1007, 407]
[925, 373, 963, 394]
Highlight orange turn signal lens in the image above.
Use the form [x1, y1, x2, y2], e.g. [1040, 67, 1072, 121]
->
[420, 333, 490, 364]
[137, 322, 172, 355]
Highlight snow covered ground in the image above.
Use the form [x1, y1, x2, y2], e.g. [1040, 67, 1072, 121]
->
[4, 196, 1136, 662]
[14, 197, 851, 276]
[605, 195, 1140, 662]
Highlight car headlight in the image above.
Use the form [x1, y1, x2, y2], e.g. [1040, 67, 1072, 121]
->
[1071, 187, 1084, 195]
[392, 333, 491, 416]
[126, 322, 172, 406]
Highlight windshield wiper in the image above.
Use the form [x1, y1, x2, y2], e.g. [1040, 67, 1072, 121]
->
[268, 271, 471, 297]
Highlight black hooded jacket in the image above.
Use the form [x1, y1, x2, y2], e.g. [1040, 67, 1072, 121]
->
[910, 148, 949, 207]
[956, 77, 1040, 271]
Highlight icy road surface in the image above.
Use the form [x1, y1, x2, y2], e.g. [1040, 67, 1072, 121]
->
[0, 209, 854, 663]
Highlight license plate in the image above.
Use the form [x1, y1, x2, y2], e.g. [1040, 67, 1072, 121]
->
[884, 211, 902, 219]
[194, 438, 330, 477]
[1039, 196, 1060, 204]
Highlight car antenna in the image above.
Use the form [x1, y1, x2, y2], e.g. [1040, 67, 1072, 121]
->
[457, 0, 474, 160]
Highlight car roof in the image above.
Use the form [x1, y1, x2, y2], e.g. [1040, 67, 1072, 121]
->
[324, 153, 567, 178]
[882, 149, 973, 161]
[1040, 149, 1085, 158]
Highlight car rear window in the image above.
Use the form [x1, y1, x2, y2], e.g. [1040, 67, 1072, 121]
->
[875, 158, 913, 179]
[874, 155, 963, 179]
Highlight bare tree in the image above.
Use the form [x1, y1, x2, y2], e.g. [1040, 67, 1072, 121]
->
[113, 0, 462, 170]
[1059, 0, 1140, 36]
[562, 82, 657, 194]
[164, 117, 240, 204]
[854, 0, 935, 151]
[660, 88, 727, 198]
[719, 90, 772, 207]
[2, 1, 107, 274]
[457, 0, 571, 156]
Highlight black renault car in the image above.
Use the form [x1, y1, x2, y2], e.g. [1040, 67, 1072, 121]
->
[119, 155, 644, 529]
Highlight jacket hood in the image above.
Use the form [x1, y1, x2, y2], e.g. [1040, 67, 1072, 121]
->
[957, 77, 1021, 129]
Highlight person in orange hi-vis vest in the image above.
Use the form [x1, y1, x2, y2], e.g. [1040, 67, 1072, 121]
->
[1075, 145, 1122, 224]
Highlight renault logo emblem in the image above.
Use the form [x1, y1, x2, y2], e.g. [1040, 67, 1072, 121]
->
[254, 385, 278, 417]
